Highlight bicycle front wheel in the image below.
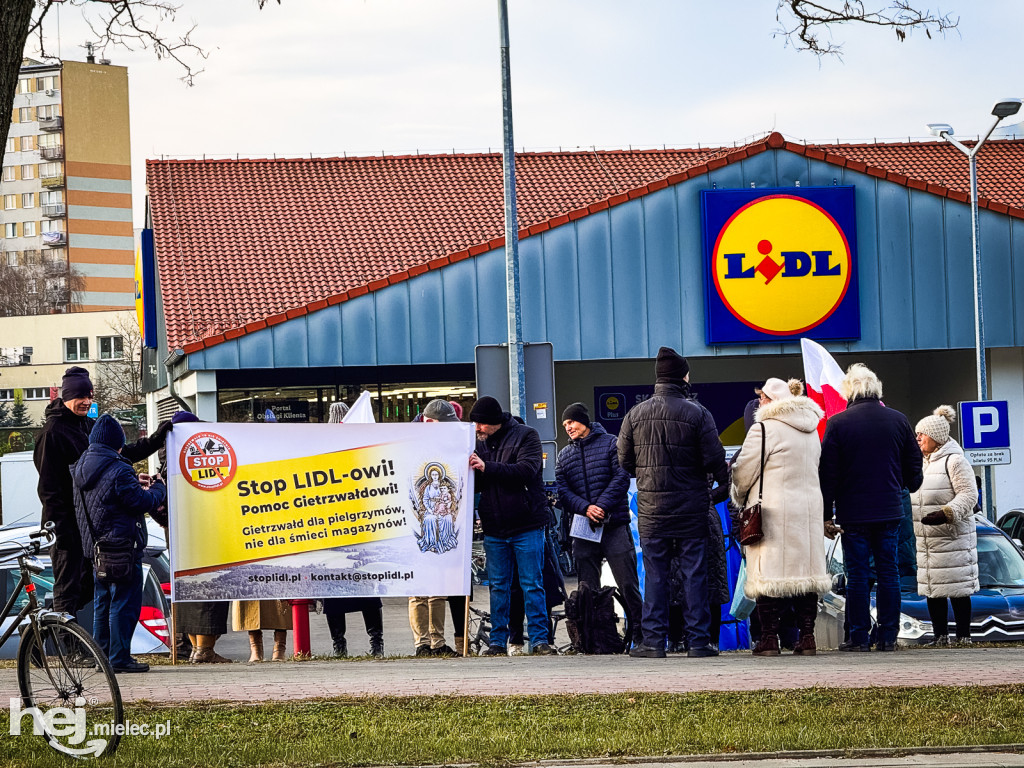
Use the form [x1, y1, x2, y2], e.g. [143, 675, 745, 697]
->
[17, 619, 123, 757]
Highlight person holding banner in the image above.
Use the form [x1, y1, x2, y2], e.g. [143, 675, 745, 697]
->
[469, 396, 556, 656]
[819, 364, 923, 652]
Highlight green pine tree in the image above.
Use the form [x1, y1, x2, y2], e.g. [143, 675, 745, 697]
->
[9, 390, 30, 427]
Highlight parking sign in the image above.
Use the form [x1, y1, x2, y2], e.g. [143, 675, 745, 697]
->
[958, 400, 1011, 465]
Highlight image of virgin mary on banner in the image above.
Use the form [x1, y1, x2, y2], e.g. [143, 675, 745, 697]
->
[411, 462, 463, 554]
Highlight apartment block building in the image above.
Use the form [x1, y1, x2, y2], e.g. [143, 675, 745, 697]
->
[3, 58, 134, 311]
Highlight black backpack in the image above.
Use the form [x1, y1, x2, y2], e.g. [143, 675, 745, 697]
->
[565, 582, 626, 654]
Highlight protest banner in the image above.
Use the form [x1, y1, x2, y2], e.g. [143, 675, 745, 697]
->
[166, 422, 475, 601]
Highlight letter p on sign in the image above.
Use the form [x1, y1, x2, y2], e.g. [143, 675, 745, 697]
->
[958, 401, 1011, 450]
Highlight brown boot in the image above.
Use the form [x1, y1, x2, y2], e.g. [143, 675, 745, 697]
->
[272, 630, 288, 661]
[792, 633, 817, 656]
[752, 634, 781, 656]
[792, 593, 818, 656]
[752, 599, 781, 657]
[192, 635, 232, 664]
[247, 631, 264, 663]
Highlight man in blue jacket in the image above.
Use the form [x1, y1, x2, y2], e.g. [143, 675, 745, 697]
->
[556, 402, 642, 647]
[819, 363, 923, 652]
[469, 396, 556, 656]
[618, 348, 729, 658]
[72, 415, 168, 673]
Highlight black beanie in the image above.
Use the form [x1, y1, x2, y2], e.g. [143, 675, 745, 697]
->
[89, 414, 125, 450]
[561, 402, 591, 427]
[469, 396, 504, 425]
[61, 366, 93, 401]
[655, 346, 690, 384]
[171, 410, 201, 425]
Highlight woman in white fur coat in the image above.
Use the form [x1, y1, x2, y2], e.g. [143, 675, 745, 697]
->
[911, 405, 979, 646]
[731, 377, 832, 657]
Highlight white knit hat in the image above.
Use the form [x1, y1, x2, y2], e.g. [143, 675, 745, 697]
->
[915, 405, 956, 445]
[761, 377, 804, 402]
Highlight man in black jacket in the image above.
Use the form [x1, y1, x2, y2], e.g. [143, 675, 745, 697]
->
[469, 396, 556, 656]
[556, 402, 643, 647]
[618, 348, 729, 658]
[819, 363, 923, 652]
[34, 366, 171, 616]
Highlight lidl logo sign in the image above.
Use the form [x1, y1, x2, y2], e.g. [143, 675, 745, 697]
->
[701, 187, 860, 344]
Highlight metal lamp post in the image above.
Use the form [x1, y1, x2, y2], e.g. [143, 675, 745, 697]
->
[927, 98, 1022, 520]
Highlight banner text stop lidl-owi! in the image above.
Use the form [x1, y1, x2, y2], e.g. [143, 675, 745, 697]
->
[167, 422, 475, 601]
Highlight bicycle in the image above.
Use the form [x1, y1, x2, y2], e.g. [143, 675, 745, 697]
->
[1, 523, 123, 758]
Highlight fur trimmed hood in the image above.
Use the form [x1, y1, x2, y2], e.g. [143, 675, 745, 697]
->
[755, 396, 824, 434]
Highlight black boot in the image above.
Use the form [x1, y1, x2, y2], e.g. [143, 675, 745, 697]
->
[366, 605, 385, 658]
[326, 612, 348, 657]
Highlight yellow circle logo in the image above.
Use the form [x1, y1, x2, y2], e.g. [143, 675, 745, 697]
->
[605, 396, 620, 411]
[712, 195, 852, 336]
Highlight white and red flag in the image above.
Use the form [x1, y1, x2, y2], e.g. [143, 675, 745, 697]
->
[800, 338, 847, 440]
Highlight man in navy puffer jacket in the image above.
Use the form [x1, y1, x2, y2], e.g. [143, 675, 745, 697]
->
[556, 402, 642, 646]
[72, 415, 168, 673]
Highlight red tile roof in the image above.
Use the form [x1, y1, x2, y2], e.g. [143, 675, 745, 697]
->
[147, 132, 1024, 353]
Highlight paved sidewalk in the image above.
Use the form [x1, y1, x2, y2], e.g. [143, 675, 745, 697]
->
[2, 646, 1020, 704]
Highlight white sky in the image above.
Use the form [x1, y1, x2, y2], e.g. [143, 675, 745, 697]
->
[27, 0, 1024, 225]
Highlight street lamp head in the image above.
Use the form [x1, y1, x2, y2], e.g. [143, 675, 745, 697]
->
[991, 99, 1022, 119]
[927, 123, 954, 138]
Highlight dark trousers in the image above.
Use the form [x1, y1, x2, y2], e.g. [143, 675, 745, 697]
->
[926, 596, 972, 639]
[573, 523, 643, 643]
[51, 536, 93, 615]
[323, 598, 383, 638]
[93, 561, 143, 668]
[843, 520, 900, 646]
[640, 535, 709, 649]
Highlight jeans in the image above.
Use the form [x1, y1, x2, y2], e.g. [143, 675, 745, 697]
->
[843, 520, 900, 646]
[573, 523, 644, 642]
[93, 560, 143, 668]
[639, 535, 708, 649]
[485, 527, 549, 648]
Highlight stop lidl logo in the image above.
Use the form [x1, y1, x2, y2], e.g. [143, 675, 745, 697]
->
[702, 187, 860, 344]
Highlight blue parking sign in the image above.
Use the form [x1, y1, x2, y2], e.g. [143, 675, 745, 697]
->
[87, 402, 99, 418]
[958, 401, 1010, 450]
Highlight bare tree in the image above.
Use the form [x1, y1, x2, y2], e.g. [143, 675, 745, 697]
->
[92, 312, 144, 412]
[776, 1, 958, 55]
[0, 255, 84, 316]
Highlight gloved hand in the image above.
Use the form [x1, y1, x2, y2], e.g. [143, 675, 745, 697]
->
[150, 419, 172, 446]
[921, 509, 948, 526]
[824, 519, 842, 539]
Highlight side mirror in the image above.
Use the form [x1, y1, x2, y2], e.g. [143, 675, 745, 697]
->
[1014, 539, 1023, 549]
[832, 573, 847, 596]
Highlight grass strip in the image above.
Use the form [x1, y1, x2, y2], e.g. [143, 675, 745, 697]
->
[3, 685, 1024, 767]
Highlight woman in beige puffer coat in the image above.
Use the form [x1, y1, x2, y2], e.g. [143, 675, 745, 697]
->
[731, 377, 832, 657]
[911, 405, 979, 646]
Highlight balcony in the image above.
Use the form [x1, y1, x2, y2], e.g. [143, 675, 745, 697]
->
[42, 203, 66, 218]
[41, 231, 66, 247]
[38, 116, 63, 132]
[40, 174, 64, 189]
[40, 145, 64, 160]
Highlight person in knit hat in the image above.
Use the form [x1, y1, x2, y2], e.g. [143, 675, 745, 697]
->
[71, 415, 168, 673]
[910, 405, 979, 646]
[469, 395, 556, 656]
[34, 367, 173, 616]
[555, 401, 643, 647]
[618, 347, 728, 658]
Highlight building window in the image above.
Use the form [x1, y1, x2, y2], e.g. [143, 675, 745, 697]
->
[4, 223, 16, 239]
[19, 136, 33, 152]
[43, 248, 64, 262]
[4, 137, 15, 153]
[39, 190, 61, 206]
[18, 107, 33, 123]
[40, 219, 62, 234]
[23, 249, 40, 265]
[20, 164, 34, 180]
[37, 132, 59, 149]
[22, 221, 36, 237]
[35, 75, 58, 91]
[64, 338, 89, 362]
[0, 389, 13, 401]
[2, 166, 14, 182]
[4, 251, 18, 266]
[36, 104, 59, 120]
[23, 387, 50, 400]
[21, 193, 34, 208]
[17, 78, 32, 95]
[98, 336, 124, 360]
[3, 195, 15, 210]
[38, 162, 60, 179]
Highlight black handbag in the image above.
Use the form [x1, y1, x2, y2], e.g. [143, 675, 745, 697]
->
[77, 486, 137, 584]
[738, 423, 766, 546]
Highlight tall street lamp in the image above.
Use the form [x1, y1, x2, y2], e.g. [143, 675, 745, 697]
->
[927, 98, 1022, 520]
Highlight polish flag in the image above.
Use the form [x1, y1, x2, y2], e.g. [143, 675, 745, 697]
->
[800, 338, 847, 440]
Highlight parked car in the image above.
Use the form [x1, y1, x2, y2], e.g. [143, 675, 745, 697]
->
[996, 509, 1024, 547]
[816, 515, 1024, 647]
[0, 525, 171, 659]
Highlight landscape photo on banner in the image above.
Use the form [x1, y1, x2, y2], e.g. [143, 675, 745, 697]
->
[166, 421, 476, 601]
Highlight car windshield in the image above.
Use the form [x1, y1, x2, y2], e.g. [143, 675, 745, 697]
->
[978, 533, 1024, 588]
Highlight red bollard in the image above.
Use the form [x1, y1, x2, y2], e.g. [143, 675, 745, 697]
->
[290, 599, 313, 658]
